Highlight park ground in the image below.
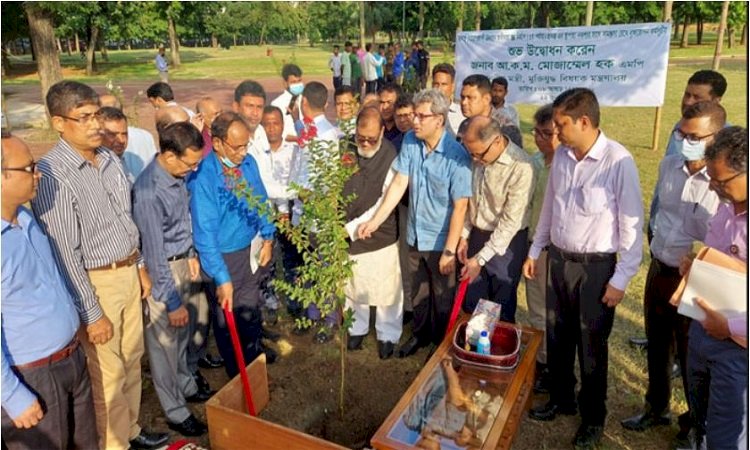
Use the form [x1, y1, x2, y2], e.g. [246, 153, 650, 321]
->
[1, 40, 747, 449]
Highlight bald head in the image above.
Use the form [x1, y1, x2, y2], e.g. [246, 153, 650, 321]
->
[463, 115, 499, 143]
[99, 94, 122, 109]
[155, 106, 189, 134]
[195, 97, 222, 130]
[2, 134, 39, 208]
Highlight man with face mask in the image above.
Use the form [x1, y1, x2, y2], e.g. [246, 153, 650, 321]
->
[187, 112, 276, 377]
[270, 64, 304, 143]
[341, 107, 403, 359]
[621, 101, 723, 439]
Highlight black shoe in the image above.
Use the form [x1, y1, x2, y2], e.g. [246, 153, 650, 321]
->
[192, 370, 211, 393]
[573, 424, 604, 449]
[397, 336, 425, 358]
[629, 336, 648, 350]
[674, 428, 706, 450]
[533, 364, 550, 394]
[378, 340, 395, 360]
[347, 334, 365, 351]
[198, 353, 224, 369]
[263, 345, 278, 364]
[528, 401, 577, 422]
[167, 414, 208, 437]
[263, 307, 278, 326]
[186, 386, 213, 403]
[262, 326, 281, 342]
[621, 411, 671, 431]
[314, 327, 334, 344]
[129, 430, 169, 449]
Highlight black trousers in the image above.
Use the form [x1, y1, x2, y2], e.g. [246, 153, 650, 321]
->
[1, 347, 98, 450]
[463, 227, 529, 322]
[332, 76, 342, 90]
[547, 245, 616, 426]
[407, 246, 457, 345]
[205, 246, 266, 378]
[365, 80, 378, 94]
[644, 258, 692, 415]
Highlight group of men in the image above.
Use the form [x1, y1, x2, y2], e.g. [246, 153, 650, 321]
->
[2, 52, 746, 450]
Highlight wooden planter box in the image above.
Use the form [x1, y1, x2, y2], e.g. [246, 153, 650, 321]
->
[206, 354, 347, 450]
[371, 322, 542, 450]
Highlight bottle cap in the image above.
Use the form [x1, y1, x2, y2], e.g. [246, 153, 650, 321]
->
[480, 330, 488, 337]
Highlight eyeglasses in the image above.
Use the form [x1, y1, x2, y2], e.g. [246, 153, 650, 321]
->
[396, 112, 414, 121]
[412, 112, 439, 122]
[532, 127, 556, 140]
[470, 137, 497, 161]
[710, 171, 746, 190]
[355, 134, 379, 146]
[60, 111, 102, 125]
[221, 139, 248, 154]
[176, 157, 200, 170]
[674, 129, 715, 145]
[2, 161, 37, 174]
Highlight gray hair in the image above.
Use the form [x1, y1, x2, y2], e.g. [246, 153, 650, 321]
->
[412, 89, 450, 125]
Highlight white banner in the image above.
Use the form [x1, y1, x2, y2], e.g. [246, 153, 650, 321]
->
[455, 23, 672, 107]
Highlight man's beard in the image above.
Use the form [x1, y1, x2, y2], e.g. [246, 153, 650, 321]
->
[356, 138, 381, 159]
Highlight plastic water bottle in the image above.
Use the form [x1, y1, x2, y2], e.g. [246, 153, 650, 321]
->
[477, 330, 491, 355]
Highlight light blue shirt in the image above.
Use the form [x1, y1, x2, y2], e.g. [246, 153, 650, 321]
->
[2, 207, 80, 419]
[393, 129, 472, 251]
[187, 152, 275, 286]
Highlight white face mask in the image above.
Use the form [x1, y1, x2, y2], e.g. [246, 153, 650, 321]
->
[289, 83, 304, 96]
[677, 138, 706, 161]
[220, 156, 237, 168]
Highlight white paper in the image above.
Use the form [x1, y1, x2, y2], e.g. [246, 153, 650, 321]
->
[249, 234, 263, 274]
[678, 258, 747, 322]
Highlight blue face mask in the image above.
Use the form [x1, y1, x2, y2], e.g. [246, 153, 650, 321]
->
[289, 83, 304, 96]
[677, 139, 706, 161]
[220, 156, 237, 169]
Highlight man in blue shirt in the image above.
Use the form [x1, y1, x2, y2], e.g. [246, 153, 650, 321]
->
[132, 122, 209, 437]
[188, 111, 276, 377]
[1, 132, 98, 449]
[359, 89, 472, 357]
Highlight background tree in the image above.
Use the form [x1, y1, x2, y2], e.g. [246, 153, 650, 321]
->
[23, 2, 62, 115]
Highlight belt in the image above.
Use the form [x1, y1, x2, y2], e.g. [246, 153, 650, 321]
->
[551, 245, 616, 264]
[167, 248, 193, 262]
[89, 250, 140, 272]
[12, 338, 79, 371]
[652, 257, 680, 275]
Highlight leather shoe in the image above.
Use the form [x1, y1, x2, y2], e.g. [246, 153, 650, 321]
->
[168, 414, 207, 437]
[397, 336, 425, 358]
[621, 411, 670, 431]
[186, 386, 213, 403]
[262, 326, 281, 342]
[263, 345, 278, 364]
[192, 370, 211, 393]
[573, 424, 603, 449]
[378, 340, 395, 359]
[198, 353, 224, 369]
[629, 336, 648, 350]
[129, 430, 169, 449]
[533, 364, 550, 394]
[348, 334, 365, 351]
[528, 401, 577, 421]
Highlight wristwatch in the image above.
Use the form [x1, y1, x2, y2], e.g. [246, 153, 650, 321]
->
[442, 249, 455, 258]
[477, 255, 487, 267]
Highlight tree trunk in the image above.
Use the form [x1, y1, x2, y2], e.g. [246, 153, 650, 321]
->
[696, 17, 704, 44]
[586, 1, 594, 26]
[680, 15, 690, 48]
[211, 33, 218, 48]
[1, 44, 11, 75]
[98, 32, 109, 62]
[233, 34, 237, 47]
[741, 23, 747, 45]
[528, 2, 535, 28]
[418, 1, 425, 39]
[74, 32, 80, 53]
[127, 41, 132, 50]
[673, 21, 680, 39]
[474, 1, 481, 31]
[359, 1, 366, 46]
[712, 0, 729, 70]
[259, 25, 266, 46]
[86, 23, 99, 75]
[56, 37, 62, 53]
[457, 1, 464, 34]
[167, 15, 181, 67]
[66, 37, 72, 56]
[23, 3, 63, 117]
[727, 27, 734, 48]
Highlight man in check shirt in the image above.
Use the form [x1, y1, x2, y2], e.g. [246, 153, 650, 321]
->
[458, 116, 535, 323]
[523, 88, 643, 449]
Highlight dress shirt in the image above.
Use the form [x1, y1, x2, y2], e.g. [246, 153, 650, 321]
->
[703, 202, 748, 337]
[364, 52, 381, 82]
[462, 138, 535, 263]
[125, 126, 157, 178]
[447, 102, 464, 137]
[650, 155, 719, 267]
[529, 151, 551, 237]
[31, 139, 141, 324]
[392, 51, 405, 77]
[393, 129, 472, 252]
[297, 114, 341, 190]
[329, 54, 342, 77]
[132, 159, 194, 312]
[165, 100, 195, 118]
[271, 91, 300, 140]
[529, 131, 644, 291]
[492, 104, 520, 129]
[2, 207, 80, 418]
[155, 53, 168, 72]
[188, 152, 275, 287]
[249, 141, 304, 215]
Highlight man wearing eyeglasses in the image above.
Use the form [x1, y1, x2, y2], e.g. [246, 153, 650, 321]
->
[188, 112, 276, 377]
[2, 131, 98, 450]
[132, 122, 209, 438]
[458, 115, 535, 325]
[621, 101, 724, 439]
[31, 81, 167, 449]
[358, 89, 472, 358]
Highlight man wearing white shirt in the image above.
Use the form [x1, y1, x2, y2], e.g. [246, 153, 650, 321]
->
[341, 42, 353, 87]
[364, 43, 383, 94]
[431, 63, 464, 136]
[99, 94, 157, 179]
[270, 64, 304, 143]
[146, 82, 195, 118]
[329, 45, 343, 90]
[491, 77, 520, 129]
[155, 45, 168, 83]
